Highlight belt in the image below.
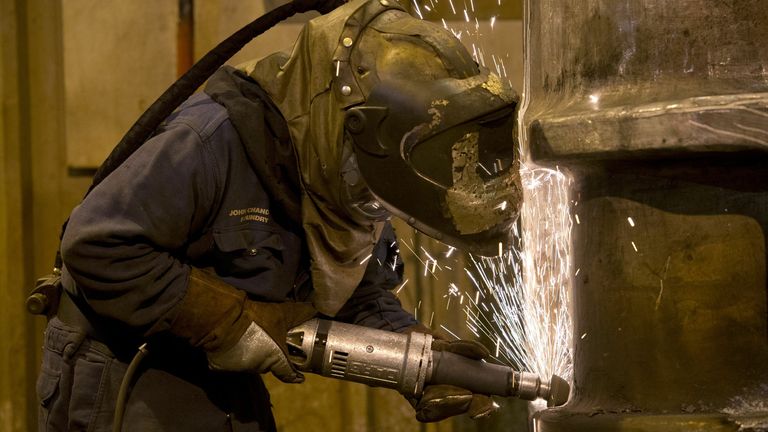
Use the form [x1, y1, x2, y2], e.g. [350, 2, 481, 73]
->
[58, 292, 98, 335]
[57, 291, 130, 356]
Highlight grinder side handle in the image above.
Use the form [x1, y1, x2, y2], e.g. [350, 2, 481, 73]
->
[428, 350, 513, 397]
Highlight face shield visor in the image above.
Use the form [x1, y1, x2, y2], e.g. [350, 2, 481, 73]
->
[343, 68, 521, 256]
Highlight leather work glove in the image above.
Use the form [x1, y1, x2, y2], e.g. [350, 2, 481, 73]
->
[170, 268, 316, 383]
[405, 324, 498, 423]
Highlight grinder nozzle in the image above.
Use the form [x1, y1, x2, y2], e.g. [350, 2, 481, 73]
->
[544, 374, 570, 407]
[515, 372, 570, 407]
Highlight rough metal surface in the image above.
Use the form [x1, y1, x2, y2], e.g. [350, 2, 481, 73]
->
[521, 0, 768, 430]
[536, 161, 768, 431]
[522, 0, 768, 161]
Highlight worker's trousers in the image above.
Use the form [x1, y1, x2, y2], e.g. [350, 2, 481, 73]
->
[36, 317, 276, 432]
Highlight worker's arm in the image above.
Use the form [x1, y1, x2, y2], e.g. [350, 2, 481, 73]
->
[339, 222, 497, 422]
[60, 97, 224, 336]
[61, 97, 317, 383]
[333, 225, 497, 422]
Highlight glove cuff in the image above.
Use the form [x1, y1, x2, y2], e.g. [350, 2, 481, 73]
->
[169, 267, 250, 352]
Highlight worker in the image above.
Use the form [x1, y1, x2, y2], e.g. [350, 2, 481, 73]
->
[36, 0, 521, 430]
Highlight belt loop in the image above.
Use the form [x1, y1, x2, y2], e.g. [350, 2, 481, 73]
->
[62, 331, 87, 361]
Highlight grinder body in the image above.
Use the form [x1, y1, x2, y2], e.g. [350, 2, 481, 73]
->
[287, 318, 568, 406]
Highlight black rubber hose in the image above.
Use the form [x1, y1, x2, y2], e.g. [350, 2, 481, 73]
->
[90, 0, 306, 194]
[112, 343, 149, 432]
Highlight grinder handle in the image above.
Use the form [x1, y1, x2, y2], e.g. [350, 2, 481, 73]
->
[428, 350, 513, 397]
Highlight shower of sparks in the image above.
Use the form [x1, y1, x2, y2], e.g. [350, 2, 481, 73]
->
[398, 165, 574, 383]
[413, 1, 423, 18]
[403, 0, 575, 394]
[478, 162, 492, 176]
[466, 165, 573, 381]
[627, 216, 635, 227]
[440, 324, 461, 340]
[395, 278, 409, 295]
[448, 283, 460, 296]
[400, 239, 439, 279]
[421, 247, 443, 271]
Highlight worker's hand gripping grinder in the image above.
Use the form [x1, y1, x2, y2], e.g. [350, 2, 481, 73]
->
[287, 319, 570, 407]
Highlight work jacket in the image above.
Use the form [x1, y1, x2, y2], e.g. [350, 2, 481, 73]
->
[38, 71, 416, 432]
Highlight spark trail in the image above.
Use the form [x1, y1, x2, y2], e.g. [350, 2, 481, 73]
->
[407, 0, 575, 388]
[399, 164, 574, 386]
[460, 164, 572, 382]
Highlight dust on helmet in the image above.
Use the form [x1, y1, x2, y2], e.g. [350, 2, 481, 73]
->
[339, 6, 522, 255]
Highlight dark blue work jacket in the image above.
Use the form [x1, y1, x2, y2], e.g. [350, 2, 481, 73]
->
[60, 92, 416, 336]
[41, 86, 416, 432]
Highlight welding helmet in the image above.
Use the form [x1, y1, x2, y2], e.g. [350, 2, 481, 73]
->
[340, 7, 522, 256]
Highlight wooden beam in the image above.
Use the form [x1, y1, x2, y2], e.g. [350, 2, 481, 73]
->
[0, 0, 35, 429]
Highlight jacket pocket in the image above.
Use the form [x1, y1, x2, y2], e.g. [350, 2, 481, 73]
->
[211, 226, 285, 276]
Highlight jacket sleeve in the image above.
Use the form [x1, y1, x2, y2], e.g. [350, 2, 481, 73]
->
[333, 223, 418, 332]
[61, 119, 218, 336]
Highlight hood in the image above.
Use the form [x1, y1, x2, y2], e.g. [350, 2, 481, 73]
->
[242, 0, 400, 315]
[241, 0, 520, 314]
